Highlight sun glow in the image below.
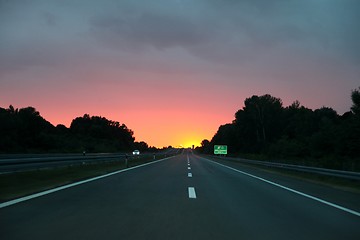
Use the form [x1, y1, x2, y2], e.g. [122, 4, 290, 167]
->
[182, 139, 202, 149]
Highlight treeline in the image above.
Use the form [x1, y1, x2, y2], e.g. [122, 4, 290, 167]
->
[198, 88, 360, 171]
[0, 106, 152, 153]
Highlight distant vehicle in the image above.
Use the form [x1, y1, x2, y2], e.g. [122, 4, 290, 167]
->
[132, 150, 140, 155]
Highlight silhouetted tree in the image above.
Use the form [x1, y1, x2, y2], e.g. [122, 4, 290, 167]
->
[201, 139, 210, 148]
[70, 114, 135, 152]
[205, 89, 360, 170]
[133, 141, 149, 152]
[211, 124, 238, 153]
[231, 94, 283, 153]
[0, 106, 145, 153]
[351, 87, 360, 115]
[198, 139, 211, 153]
[0, 105, 55, 152]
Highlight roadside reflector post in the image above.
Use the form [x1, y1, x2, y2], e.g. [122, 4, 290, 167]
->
[125, 154, 129, 168]
[153, 153, 156, 160]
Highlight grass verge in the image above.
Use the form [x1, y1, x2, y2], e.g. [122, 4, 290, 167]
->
[0, 154, 172, 203]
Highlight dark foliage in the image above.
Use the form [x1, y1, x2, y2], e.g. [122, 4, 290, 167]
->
[0, 107, 141, 153]
[198, 89, 360, 171]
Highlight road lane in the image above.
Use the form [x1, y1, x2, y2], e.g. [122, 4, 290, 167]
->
[189, 153, 360, 239]
[199, 156, 360, 216]
[196, 154, 360, 214]
[1, 151, 359, 240]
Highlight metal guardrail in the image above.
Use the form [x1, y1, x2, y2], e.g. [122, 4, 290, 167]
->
[0, 151, 178, 174]
[209, 155, 360, 181]
[0, 154, 128, 174]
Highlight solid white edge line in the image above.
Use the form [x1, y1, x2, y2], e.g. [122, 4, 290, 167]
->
[198, 156, 360, 217]
[188, 187, 196, 198]
[0, 156, 175, 209]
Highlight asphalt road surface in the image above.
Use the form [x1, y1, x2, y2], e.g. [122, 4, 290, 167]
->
[1, 151, 359, 239]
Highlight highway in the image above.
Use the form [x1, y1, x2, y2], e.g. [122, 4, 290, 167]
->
[1, 150, 360, 239]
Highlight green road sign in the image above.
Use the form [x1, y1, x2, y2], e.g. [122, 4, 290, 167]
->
[214, 145, 227, 154]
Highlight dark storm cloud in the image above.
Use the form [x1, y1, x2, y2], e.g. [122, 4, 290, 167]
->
[0, 0, 94, 76]
[41, 11, 57, 27]
[1, 0, 359, 83]
[90, 12, 213, 51]
[205, 0, 360, 63]
[86, 0, 360, 66]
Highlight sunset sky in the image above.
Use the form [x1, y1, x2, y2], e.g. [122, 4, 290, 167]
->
[1, 0, 359, 148]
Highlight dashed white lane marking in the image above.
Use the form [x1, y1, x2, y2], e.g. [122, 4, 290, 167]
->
[188, 173, 192, 177]
[188, 167, 191, 170]
[198, 156, 360, 218]
[188, 187, 197, 198]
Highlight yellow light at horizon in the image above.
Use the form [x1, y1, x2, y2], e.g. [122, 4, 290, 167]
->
[182, 140, 202, 148]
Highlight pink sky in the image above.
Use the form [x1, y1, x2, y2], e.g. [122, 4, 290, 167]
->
[1, 1, 359, 148]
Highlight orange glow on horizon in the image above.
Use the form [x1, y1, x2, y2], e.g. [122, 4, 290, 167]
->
[182, 140, 202, 148]
[41, 107, 226, 149]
